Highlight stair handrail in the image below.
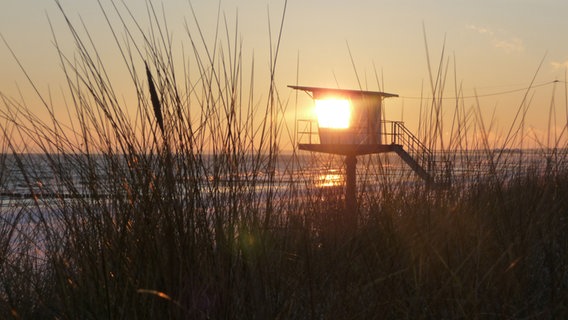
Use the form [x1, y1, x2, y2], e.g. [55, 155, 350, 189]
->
[388, 122, 432, 166]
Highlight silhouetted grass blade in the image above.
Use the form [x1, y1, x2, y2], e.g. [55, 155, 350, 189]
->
[145, 62, 164, 134]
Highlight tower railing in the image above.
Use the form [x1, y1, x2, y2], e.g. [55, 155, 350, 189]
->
[297, 120, 319, 145]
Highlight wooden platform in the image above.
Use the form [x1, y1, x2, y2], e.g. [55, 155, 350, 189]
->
[298, 143, 399, 156]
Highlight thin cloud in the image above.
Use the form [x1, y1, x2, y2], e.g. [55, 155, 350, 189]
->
[467, 24, 524, 53]
[551, 60, 568, 70]
[467, 24, 494, 36]
[494, 37, 524, 53]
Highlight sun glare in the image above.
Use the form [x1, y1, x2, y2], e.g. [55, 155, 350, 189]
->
[315, 99, 351, 129]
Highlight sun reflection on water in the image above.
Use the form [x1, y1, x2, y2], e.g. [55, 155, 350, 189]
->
[317, 171, 344, 188]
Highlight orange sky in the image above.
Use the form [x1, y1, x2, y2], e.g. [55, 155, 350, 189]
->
[1, 0, 568, 150]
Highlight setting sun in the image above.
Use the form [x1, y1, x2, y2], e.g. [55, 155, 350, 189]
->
[315, 98, 351, 129]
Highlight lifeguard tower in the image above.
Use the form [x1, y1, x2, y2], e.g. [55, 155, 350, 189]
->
[291, 85, 442, 221]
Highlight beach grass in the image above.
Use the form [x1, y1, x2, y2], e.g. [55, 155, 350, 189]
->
[1, 1, 568, 319]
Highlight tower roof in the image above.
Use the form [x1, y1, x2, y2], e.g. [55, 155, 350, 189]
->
[288, 85, 398, 99]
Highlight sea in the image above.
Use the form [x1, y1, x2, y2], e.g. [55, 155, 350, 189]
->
[0, 149, 562, 263]
[0, 149, 560, 213]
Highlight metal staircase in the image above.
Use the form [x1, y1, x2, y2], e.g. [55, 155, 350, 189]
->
[385, 121, 450, 186]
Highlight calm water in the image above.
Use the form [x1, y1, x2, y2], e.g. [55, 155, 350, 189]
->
[0, 150, 561, 261]
[0, 149, 560, 212]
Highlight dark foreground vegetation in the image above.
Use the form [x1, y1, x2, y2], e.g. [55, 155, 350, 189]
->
[1, 1, 568, 318]
[2, 154, 568, 319]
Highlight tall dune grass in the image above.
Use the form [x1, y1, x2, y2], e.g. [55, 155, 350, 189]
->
[1, 1, 568, 319]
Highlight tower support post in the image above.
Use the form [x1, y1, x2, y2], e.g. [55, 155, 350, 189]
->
[345, 154, 358, 230]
